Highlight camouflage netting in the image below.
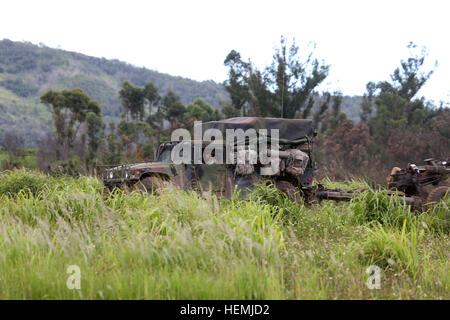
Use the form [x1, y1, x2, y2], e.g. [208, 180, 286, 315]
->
[199, 117, 316, 144]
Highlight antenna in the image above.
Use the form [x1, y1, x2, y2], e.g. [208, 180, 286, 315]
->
[281, 72, 284, 118]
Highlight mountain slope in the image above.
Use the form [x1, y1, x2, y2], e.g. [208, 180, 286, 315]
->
[0, 39, 363, 148]
[0, 39, 229, 147]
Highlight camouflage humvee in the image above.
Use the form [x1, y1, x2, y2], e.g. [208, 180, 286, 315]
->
[103, 117, 317, 202]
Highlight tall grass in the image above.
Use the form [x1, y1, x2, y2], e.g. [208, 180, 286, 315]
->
[351, 190, 413, 227]
[360, 220, 424, 277]
[0, 169, 448, 299]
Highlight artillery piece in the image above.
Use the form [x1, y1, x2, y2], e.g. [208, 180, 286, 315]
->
[386, 158, 449, 204]
[314, 158, 449, 209]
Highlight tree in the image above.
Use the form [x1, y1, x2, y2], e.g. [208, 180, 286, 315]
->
[40, 88, 102, 161]
[3, 132, 22, 164]
[162, 90, 186, 133]
[223, 50, 250, 115]
[246, 69, 276, 116]
[311, 92, 346, 134]
[103, 123, 119, 164]
[368, 43, 437, 157]
[221, 103, 241, 118]
[268, 37, 329, 118]
[116, 120, 155, 162]
[86, 109, 104, 166]
[313, 92, 331, 129]
[143, 81, 160, 124]
[223, 36, 329, 118]
[315, 119, 371, 180]
[360, 82, 376, 123]
[119, 81, 145, 121]
[185, 98, 222, 123]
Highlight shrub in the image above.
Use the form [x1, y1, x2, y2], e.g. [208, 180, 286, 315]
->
[249, 183, 303, 218]
[360, 221, 424, 278]
[351, 190, 413, 227]
[421, 194, 450, 234]
[0, 169, 53, 196]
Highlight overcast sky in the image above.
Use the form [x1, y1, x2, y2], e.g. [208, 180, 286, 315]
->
[1, 0, 449, 103]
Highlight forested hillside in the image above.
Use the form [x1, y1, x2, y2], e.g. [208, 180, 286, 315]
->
[0, 39, 229, 147]
[0, 39, 363, 148]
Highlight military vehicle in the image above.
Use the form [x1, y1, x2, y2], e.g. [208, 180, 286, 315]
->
[103, 117, 316, 202]
[102, 117, 449, 208]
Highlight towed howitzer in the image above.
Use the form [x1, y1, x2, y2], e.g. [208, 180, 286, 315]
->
[314, 158, 449, 209]
[386, 158, 449, 204]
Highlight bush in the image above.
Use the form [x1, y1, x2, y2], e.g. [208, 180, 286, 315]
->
[360, 221, 424, 278]
[351, 190, 413, 227]
[0, 169, 53, 196]
[249, 183, 303, 218]
[421, 195, 450, 234]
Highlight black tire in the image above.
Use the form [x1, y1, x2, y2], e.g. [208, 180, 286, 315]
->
[426, 186, 449, 204]
[135, 176, 168, 195]
[275, 180, 302, 205]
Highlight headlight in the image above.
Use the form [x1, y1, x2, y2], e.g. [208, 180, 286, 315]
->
[109, 172, 114, 179]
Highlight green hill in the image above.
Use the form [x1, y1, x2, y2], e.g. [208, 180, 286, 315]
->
[0, 39, 229, 147]
[0, 39, 363, 148]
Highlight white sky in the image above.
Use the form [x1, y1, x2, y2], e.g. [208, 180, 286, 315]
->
[1, 0, 449, 103]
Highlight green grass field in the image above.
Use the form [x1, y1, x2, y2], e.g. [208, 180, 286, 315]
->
[0, 169, 448, 299]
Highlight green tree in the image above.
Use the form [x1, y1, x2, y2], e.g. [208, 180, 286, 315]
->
[119, 81, 145, 121]
[313, 92, 331, 130]
[104, 123, 121, 164]
[85, 109, 104, 166]
[223, 36, 329, 118]
[185, 98, 222, 123]
[223, 50, 250, 115]
[246, 69, 276, 116]
[360, 82, 376, 123]
[368, 43, 437, 155]
[117, 120, 155, 162]
[162, 90, 186, 133]
[315, 92, 346, 134]
[221, 103, 241, 118]
[40, 88, 102, 161]
[143, 81, 160, 124]
[268, 37, 329, 118]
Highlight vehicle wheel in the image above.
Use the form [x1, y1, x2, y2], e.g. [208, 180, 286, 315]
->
[135, 176, 168, 195]
[275, 180, 302, 205]
[426, 186, 449, 204]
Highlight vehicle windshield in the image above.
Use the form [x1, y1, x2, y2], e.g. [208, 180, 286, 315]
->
[157, 148, 173, 163]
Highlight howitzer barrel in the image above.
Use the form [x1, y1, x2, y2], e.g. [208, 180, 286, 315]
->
[315, 190, 356, 201]
[399, 196, 422, 207]
[420, 165, 450, 174]
[315, 189, 422, 209]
